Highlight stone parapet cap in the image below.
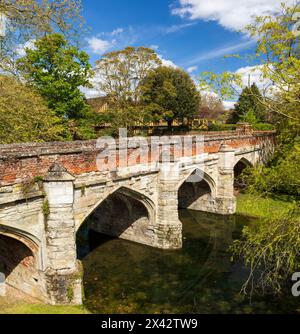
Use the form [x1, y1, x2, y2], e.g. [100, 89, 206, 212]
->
[219, 144, 236, 153]
[0, 131, 276, 160]
[43, 163, 75, 182]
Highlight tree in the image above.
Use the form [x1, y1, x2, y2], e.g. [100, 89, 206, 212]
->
[198, 4, 300, 298]
[200, 92, 224, 112]
[230, 83, 266, 123]
[0, 75, 66, 144]
[246, 4, 300, 125]
[94, 47, 162, 109]
[229, 4, 300, 298]
[140, 66, 200, 128]
[17, 34, 93, 120]
[0, 0, 84, 73]
[200, 4, 300, 127]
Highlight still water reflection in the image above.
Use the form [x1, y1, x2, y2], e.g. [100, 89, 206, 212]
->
[80, 210, 298, 314]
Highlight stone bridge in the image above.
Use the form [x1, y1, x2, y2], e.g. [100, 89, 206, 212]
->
[0, 124, 276, 305]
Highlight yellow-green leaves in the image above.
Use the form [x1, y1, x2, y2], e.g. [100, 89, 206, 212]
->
[0, 75, 65, 144]
[94, 47, 162, 109]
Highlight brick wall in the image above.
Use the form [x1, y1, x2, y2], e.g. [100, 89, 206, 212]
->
[0, 131, 276, 187]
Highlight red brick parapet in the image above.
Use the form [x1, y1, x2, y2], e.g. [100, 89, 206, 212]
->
[0, 128, 276, 187]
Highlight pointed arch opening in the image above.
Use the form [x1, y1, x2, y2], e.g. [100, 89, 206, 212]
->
[234, 158, 253, 191]
[178, 169, 215, 211]
[76, 187, 155, 259]
[0, 229, 41, 298]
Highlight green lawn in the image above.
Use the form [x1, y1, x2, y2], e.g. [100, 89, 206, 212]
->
[0, 296, 89, 314]
[236, 193, 297, 219]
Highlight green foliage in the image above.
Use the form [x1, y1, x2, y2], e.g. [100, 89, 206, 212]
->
[0, 75, 65, 144]
[246, 3, 300, 123]
[0, 0, 84, 74]
[252, 123, 275, 131]
[33, 176, 44, 183]
[67, 286, 74, 302]
[227, 4, 300, 299]
[140, 66, 200, 127]
[243, 137, 300, 197]
[199, 5, 300, 127]
[230, 84, 267, 124]
[199, 71, 242, 101]
[42, 199, 50, 218]
[231, 209, 300, 297]
[17, 34, 93, 120]
[94, 47, 162, 108]
[236, 194, 295, 219]
[66, 109, 104, 140]
[104, 106, 145, 137]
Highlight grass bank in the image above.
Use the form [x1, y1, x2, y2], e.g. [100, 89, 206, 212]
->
[0, 289, 89, 314]
[236, 193, 298, 220]
[0, 300, 89, 314]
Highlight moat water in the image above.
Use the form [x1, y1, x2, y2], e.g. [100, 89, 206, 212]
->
[80, 210, 299, 314]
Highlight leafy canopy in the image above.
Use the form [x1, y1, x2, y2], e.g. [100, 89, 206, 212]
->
[94, 47, 162, 108]
[17, 33, 93, 120]
[140, 66, 200, 126]
[230, 83, 267, 124]
[0, 0, 84, 72]
[228, 4, 300, 298]
[199, 4, 300, 127]
[0, 75, 65, 144]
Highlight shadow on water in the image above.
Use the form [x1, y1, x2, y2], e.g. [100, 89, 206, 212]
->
[78, 210, 299, 314]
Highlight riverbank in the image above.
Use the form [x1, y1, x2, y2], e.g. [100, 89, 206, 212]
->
[0, 286, 89, 314]
[0, 193, 297, 314]
[236, 193, 297, 220]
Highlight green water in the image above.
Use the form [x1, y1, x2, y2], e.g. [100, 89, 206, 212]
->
[81, 210, 299, 314]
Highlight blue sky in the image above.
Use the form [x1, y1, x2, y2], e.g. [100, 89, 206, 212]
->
[81, 0, 295, 102]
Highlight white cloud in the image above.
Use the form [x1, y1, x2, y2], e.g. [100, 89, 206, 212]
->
[187, 65, 198, 73]
[164, 22, 196, 33]
[223, 101, 236, 110]
[16, 39, 36, 57]
[221, 65, 275, 109]
[110, 28, 124, 36]
[158, 55, 178, 68]
[172, 0, 296, 31]
[150, 44, 159, 50]
[184, 39, 255, 65]
[86, 37, 114, 55]
[235, 65, 272, 92]
[80, 86, 101, 99]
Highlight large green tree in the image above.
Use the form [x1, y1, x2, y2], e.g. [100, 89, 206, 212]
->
[17, 33, 93, 120]
[0, 75, 65, 143]
[230, 83, 267, 123]
[140, 66, 200, 128]
[94, 47, 162, 109]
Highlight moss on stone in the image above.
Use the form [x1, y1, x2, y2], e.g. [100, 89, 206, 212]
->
[67, 286, 74, 303]
[42, 199, 50, 218]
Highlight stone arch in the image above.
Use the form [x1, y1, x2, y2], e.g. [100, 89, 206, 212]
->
[234, 157, 253, 190]
[0, 226, 40, 256]
[0, 226, 43, 299]
[76, 186, 156, 258]
[235, 157, 253, 168]
[178, 169, 216, 211]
